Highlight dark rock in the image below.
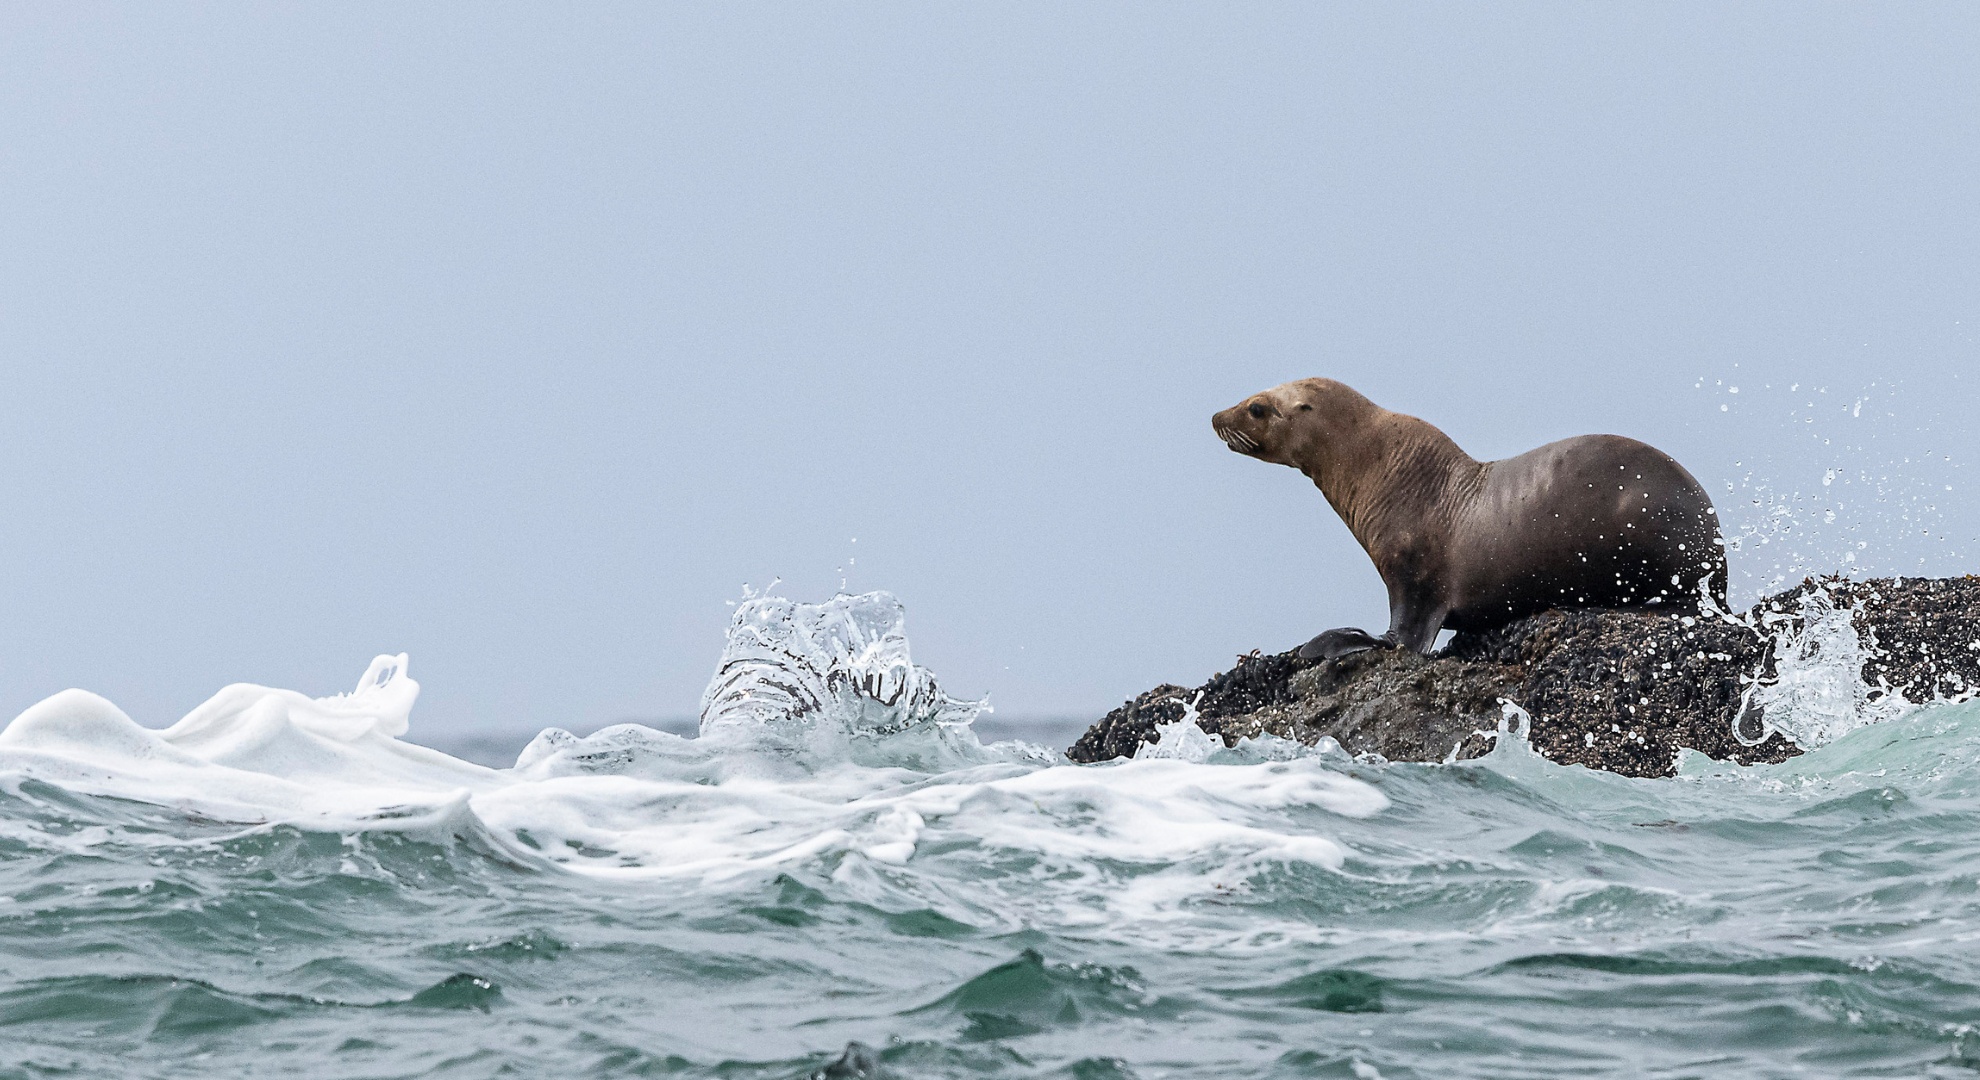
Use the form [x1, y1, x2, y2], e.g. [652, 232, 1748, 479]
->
[1825, 577, 1980, 703]
[1067, 576, 1980, 778]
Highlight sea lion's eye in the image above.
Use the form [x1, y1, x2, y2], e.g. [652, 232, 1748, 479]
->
[1248, 403, 1269, 419]
[1296, 403, 1312, 412]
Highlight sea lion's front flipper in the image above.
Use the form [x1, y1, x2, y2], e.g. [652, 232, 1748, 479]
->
[1297, 627, 1385, 661]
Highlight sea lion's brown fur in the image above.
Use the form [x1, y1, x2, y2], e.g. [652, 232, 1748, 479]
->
[1212, 379, 1727, 656]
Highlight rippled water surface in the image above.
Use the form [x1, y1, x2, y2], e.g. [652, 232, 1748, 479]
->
[5, 594, 1980, 1079]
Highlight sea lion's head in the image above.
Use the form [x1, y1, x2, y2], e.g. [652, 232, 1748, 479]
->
[1212, 378, 1374, 471]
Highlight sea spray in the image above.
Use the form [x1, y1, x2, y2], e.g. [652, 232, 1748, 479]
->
[1133, 692, 1217, 762]
[698, 591, 984, 738]
[1736, 584, 1916, 749]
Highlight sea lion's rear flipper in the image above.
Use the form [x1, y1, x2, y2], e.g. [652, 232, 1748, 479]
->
[1297, 627, 1385, 661]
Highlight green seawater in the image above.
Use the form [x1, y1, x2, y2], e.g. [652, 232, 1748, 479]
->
[6, 700, 1980, 1080]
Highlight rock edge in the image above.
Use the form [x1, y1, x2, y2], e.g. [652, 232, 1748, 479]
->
[1067, 576, 1980, 778]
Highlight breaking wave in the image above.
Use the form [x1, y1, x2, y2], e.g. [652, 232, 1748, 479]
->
[4, 587, 1980, 1078]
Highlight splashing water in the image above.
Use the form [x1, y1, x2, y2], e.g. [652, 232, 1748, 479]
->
[1704, 378, 1970, 598]
[1133, 692, 1221, 762]
[698, 591, 983, 738]
[1740, 586, 1916, 749]
[4, 591, 1980, 1078]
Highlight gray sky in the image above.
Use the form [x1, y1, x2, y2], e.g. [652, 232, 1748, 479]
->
[2, 4, 1976, 735]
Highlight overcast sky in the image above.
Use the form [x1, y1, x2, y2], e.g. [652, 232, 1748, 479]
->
[2, 4, 1976, 736]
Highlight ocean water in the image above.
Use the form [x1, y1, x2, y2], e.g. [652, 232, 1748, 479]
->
[4, 593, 1980, 1079]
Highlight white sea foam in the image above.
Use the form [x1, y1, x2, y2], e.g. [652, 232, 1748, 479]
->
[0, 592, 1389, 946]
[0, 654, 498, 826]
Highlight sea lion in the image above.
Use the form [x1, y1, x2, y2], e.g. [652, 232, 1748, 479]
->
[1212, 379, 1727, 659]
